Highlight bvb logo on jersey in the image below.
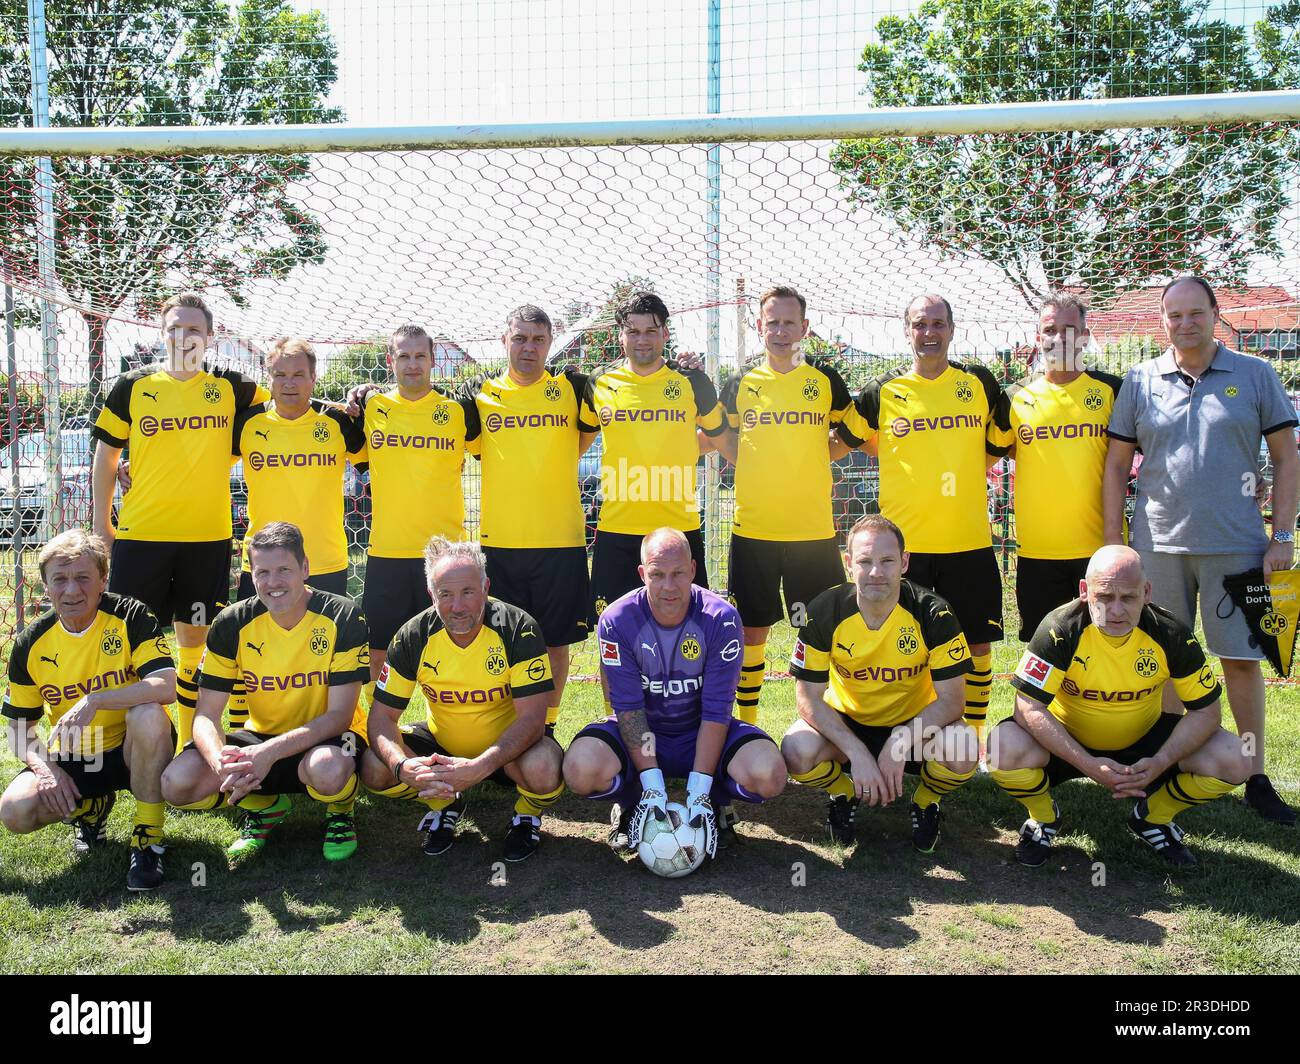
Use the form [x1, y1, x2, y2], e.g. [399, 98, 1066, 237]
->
[594, 597, 608, 615]
[954, 380, 974, 404]
[100, 628, 123, 656]
[897, 627, 918, 655]
[681, 636, 702, 661]
[432, 406, 451, 426]
[802, 379, 821, 402]
[203, 382, 222, 405]
[1226, 386, 1239, 398]
[664, 380, 682, 401]
[1084, 388, 1104, 411]
[1135, 648, 1159, 678]
[1261, 611, 1288, 637]
[486, 649, 508, 676]
[310, 628, 330, 656]
[545, 380, 562, 402]
[313, 421, 331, 443]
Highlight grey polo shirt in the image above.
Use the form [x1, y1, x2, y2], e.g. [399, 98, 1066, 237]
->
[1108, 343, 1297, 554]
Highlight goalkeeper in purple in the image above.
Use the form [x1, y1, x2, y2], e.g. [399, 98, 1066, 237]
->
[563, 528, 786, 857]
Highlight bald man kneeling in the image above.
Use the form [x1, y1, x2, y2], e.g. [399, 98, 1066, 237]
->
[989, 545, 1250, 867]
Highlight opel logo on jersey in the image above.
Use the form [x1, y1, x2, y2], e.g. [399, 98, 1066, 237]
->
[1084, 388, 1104, 411]
[100, 629, 123, 656]
[486, 649, 508, 676]
[681, 636, 702, 661]
[664, 380, 682, 400]
[802, 379, 820, 402]
[897, 628, 918, 655]
[545, 380, 562, 402]
[203, 382, 222, 405]
[432, 406, 451, 425]
[313, 421, 331, 443]
[526, 658, 547, 681]
[1135, 649, 1159, 677]
[309, 628, 330, 656]
[1198, 665, 1216, 689]
[954, 380, 974, 403]
[139, 414, 230, 437]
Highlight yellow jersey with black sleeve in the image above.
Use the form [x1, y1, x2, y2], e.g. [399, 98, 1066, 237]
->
[373, 598, 554, 758]
[1011, 599, 1222, 751]
[577, 360, 726, 534]
[463, 367, 587, 549]
[233, 400, 366, 576]
[1007, 370, 1123, 560]
[199, 590, 370, 736]
[3, 593, 174, 756]
[789, 580, 973, 727]
[360, 387, 479, 558]
[838, 362, 1011, 553]
[720, 356, 853, 541]
[91, 365, 269, 542]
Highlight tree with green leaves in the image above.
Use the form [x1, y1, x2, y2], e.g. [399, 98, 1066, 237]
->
[831, 0, 1300, 308]
[0, 0, 340, 399]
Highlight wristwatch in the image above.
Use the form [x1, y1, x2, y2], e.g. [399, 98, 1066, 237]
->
[1273, 530, 1295, 544]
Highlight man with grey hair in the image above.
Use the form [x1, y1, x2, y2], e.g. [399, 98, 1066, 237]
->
[1004, 293, 1123, 640]
[360, 535, 564, 863]
[1103, 275, 1300, 824]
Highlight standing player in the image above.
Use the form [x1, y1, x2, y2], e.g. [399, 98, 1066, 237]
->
[1006, 295, 1123, 638]
[562, 529, 787, 855]
[360, 538, 563, 863]
[91, 292, 269, 747]
[579, 292, 727, 620]
[783, 515, 977, 851]
[357, 325, 480, 702]
[161, 523, 369, 862]
[838, 294, 1011, 745]
[715, 285, 853, 724]
[461, 306, 594, 734]
[989, 546, 1249, 866]
[1, 531, 176, 890]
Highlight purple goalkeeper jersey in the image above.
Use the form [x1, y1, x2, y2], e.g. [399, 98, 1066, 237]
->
[597, 584, 744, 737]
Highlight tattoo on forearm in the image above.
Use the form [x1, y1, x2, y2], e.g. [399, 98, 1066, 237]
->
[618, 710, 655, 760]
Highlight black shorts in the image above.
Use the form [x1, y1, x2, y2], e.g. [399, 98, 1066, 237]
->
[1002, 713, 1182, 792]
[839, 716, 925, 777]
[21, 743, 132, 799]
[109, 538, 231, 627]
[194, 728, 367, 795]
[728, 533, 845, 629]
[1015, 556, 1088, 642]
[906, 546, 1003, 645]
[398, 721, 520, 788]
[236, 567, 350, 602]
[590, 528, 709, 621]
[363, 555, 432, 650]
[484, 545, 590, 646]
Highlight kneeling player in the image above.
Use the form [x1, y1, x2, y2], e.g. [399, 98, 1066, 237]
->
[161, 523, 369, 862]
[359, 537, 563, 863]
[563, 528, 786, 856]
[782, 515, 977, 852]
[1, 531, 176, 890]
[989, 545, 1249, 867]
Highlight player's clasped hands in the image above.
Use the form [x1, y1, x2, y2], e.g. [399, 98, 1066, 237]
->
[1089, 756, 1146, 799]
[217, 745, 267, 804]
[407, 752, 479, 800]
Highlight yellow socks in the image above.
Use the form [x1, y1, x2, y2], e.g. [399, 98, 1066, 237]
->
[236, 793, 279, 812]
[1143, 773, 1237, 825]
[990, 766, 1056, 823]
[174, 642, 204, 749]
[307, 774, 359, 815]
[172, 793, 226, 811]
[131, 800, 165, 849]
[515, 782, 564, 818]
[964, 651, 992, 741]
[735, 642, 766, 724]
[790, 760, 857, 800]
[913, 761, 975, 809]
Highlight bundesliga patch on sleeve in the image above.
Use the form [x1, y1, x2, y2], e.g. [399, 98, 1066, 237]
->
[1016, 651, 1053, 686]
[791, 639, 807, 668]
[600, 638, 621, 666]
[376, 661, 390, 690]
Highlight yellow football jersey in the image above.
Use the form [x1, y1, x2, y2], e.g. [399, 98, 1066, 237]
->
[359, 388, 479, 558]
[839, 362, 1011, 553]
[578, 361, 726, 534]
[3, 593, 174, 755]
[721, 357, 853, 541]
[790, 580, 973, 727]
[1006, 370, 1123, 560]
[374, 598, 554, 758]
[92, 365, 269, 541]
[233, 400, 366, 575]
[199, 590, 370, 736]
[464, 368, 587, 549]
[1012, 599, 1222, 751]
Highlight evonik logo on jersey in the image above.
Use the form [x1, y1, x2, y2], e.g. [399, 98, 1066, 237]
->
[1016, 422, 1106, 446]
[641, 674, 703, 696]
[420, 683, 510, 704]
[139, 414, 229, 437]
[890, 413, 981, 439]
[598, 407, 687, 426]
[247, 452, 339, 471]
[369, 431, 456, 451]
[484, 412, 570, 432]
[40, 668, 135, 706]
[240, 669, 329, 692]
[741, 409, 826, 430]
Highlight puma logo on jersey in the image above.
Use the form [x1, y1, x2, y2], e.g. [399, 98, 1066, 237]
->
[245, 641, 264, 655]
[836, 641, 855, 656]
[1049, 628, 1064, 646]
[142, 390, 158, 401]
[1073, 655, 1090, 670]
[255, 430, 270, 441]
[641, 643, 658, 657]
[891, 393, 909, 403]
[746, 385, 761, 397]
[40, 654, 59, 667]
[423, 660, 439, 675]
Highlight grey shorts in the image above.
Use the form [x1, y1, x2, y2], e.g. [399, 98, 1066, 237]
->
[1139, 550, 1265, 660]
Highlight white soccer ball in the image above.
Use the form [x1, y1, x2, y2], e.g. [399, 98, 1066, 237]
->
[637, 801, 707, 878]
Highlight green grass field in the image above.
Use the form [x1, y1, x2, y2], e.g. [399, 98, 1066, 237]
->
[2, 620, 1298, 975]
